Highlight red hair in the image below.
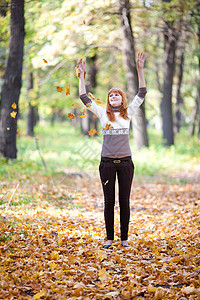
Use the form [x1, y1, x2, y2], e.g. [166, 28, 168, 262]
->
[106, 88, 129, 122]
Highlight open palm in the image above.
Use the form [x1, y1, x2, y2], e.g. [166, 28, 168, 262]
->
[137, 52, 146, 70]
[78, 58, 85, 73]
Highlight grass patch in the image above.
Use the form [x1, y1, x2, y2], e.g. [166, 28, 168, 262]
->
[0, 120, 199, 183]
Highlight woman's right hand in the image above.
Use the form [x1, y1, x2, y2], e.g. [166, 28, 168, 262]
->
[78, 58, 86, 75]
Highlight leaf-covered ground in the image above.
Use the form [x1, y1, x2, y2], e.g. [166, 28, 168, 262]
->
[0, 171, 200, 299]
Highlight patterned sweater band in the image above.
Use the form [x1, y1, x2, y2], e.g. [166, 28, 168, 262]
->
[137, 87, 147, 99]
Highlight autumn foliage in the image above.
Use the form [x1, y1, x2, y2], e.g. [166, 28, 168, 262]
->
[0, 173, 200, 299]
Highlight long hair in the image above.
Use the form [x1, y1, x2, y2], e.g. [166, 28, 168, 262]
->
[106, 88, 129, 122]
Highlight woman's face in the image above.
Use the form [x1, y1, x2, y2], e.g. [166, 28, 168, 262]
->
[109, 92, 122, 107]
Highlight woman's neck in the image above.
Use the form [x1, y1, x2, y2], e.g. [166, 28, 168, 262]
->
[110, 105, 121, 112]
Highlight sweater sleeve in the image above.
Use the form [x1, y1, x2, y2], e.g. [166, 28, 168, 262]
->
[127, 87, 147, 116]
[80, 93, 104, 119]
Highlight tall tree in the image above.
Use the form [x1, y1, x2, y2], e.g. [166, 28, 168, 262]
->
[160, 0, 181, 146]
[118, 0, 149, 149]
[0, 0, 25, 159]
[175, 51, 184, 133]
[26, 72, 39, 136]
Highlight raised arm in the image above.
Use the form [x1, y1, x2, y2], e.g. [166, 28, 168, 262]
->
[128, 52, 147, 115]
[136, 52, 147, 99]
[77, 58, 104, 119]
[78, 58, 86, 95]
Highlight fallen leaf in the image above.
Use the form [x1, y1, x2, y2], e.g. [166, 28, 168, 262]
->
[33, 289, 46, 299]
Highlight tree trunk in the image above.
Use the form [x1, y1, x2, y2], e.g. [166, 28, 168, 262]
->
[189, 98, 198, 136]
[197, 1, 200, 136]
[80, 53, 98, 136]
[175, 52, 184, 134]
[161, 20, 179, 146]
[27, 72, 38, 136]
[118, 0, 149, 149]
[0, 0, 25, 158]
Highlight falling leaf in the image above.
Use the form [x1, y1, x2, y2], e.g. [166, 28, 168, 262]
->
[74, 66, 86, 79]
[7, 128, 10, 131]
[83, 19, 86, 24]
[10, 111, 17, 118]
[65, 84, 70, 96]
[43, 59, 48, 63]
[68, 113, 76, 119]
[88, 92, 102, 104]
[78, 114, 87, 118]
[11, 103, 17, 109]
[88, 128, 98, 136]
[82, 108, 86, 115]
[71, 104, 79, 108]
[17, 129, 20, 132]
[96, 99, 103, 104]
[35, 137, 40, 140]
[103, 124, 113, 130]
[56, 86, 63, 93]
[86, 102, 92, 108]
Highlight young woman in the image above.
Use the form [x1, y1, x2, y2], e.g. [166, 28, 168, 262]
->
[78, 53, 147, 248]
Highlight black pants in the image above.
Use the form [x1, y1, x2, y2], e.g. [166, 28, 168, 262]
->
[99, 156, 134, 241]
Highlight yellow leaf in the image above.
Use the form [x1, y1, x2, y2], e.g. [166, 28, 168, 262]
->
[74, 66, 86, 79]
[98, 268, 107, 282]
[11, 102, 17, 109]
[65, 84, 70, 96]
[7, 127, 10, 131]
[51, 251, 59, 260]
[10, 111, 17, 118]
[33, 289, 46, 299]
[86, 102, 92, 108]
[78, 114, 87, 118]
[49, 262, 57, 270]
[147, 285, 157, 293]
[73, 282, 85, 296]
[58, 238, 63, 246]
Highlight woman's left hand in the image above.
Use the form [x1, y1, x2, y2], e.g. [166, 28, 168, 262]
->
[137, 52, 146, 70]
